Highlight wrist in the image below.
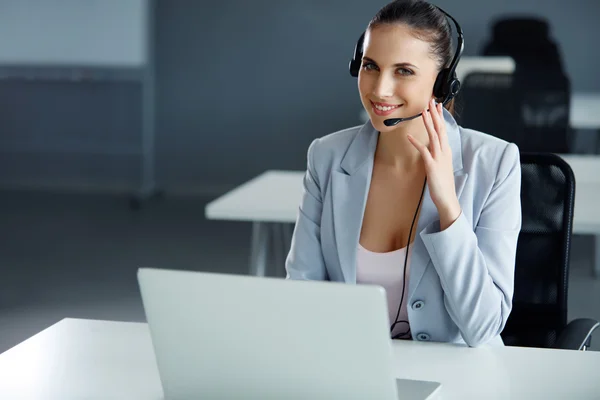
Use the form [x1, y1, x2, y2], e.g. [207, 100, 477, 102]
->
[439, 199, 461, 231]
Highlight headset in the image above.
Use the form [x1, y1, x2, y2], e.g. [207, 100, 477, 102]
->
[348, 4, 464, 127]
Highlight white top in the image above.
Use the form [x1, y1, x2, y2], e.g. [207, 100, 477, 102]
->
[2, 318, 600, 399]
[356, 243, 412, 340]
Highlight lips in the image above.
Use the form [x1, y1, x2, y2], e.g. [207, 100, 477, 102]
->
[370, 101, 402, 116]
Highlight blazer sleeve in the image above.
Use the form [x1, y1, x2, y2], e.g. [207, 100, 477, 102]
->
[285, 138, 328, 281]
[420, 142, 522, 347]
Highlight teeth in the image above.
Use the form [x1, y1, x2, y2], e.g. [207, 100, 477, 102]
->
[375, 104, 398, 111]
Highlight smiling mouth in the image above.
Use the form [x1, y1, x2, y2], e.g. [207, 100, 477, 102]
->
[370, 101, 402, 116]
[371, 101, 402, 111]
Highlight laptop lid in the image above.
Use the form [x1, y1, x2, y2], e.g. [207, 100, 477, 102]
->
[138, 267, 400, 400]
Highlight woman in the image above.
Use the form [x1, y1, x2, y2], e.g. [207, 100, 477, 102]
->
[285, 0, 521, 348]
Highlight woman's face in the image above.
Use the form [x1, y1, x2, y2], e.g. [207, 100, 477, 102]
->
[358, 23, 440, 133]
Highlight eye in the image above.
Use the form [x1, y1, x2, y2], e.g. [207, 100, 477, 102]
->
[397, 68, 413, 76]
[361, 61, 378, 71]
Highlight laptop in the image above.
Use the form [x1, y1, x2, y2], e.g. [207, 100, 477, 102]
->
[137, 267, 442, 400]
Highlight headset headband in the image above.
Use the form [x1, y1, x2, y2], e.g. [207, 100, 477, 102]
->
[349, 4, 465, 103]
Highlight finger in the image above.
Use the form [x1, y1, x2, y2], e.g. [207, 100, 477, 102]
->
[408, 134, 433, 164]
[422, 107, 440, 156]
[429, 99, 443, 136]
[434, 102, 449, 149]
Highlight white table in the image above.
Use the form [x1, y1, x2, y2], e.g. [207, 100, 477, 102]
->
[205, 155, 600, 278]
[0, 319, 163, 400]
[571, 93, 600, 130]
[455, 56, 515, 83]
[205, 171, 300, 276]
[1, 318, 599, 399]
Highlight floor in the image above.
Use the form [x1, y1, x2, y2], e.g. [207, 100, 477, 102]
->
[0, 189, 599, 353]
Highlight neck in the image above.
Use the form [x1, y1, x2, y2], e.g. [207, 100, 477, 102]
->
[375, 117, 429, 173]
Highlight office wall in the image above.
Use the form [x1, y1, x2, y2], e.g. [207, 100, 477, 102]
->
[0, 0, 598, 193]
[155, 0, 600, 194]
[0, 0, 148, 66]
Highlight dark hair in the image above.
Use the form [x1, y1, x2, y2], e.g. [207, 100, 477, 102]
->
[367, 0, 456, 115]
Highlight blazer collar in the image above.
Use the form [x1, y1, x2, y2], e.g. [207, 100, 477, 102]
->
[340, 108, 464, 176]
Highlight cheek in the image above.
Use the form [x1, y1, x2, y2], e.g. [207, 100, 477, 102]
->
[398, 79, 431, 98]
[357, 75, 370, 97]
[400, 81, 437, 111]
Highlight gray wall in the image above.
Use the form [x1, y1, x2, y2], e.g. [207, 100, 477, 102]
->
[155, 0, 600, 194]
[1, 0, 599, 195]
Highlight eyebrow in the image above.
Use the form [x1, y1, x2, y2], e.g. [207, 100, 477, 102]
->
[362, 56, 419, 69]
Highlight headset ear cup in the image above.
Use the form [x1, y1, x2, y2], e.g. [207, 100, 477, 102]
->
[449, 78, 461, 98]
[349, 33, 365, 78]
[349, 59, 360, 77]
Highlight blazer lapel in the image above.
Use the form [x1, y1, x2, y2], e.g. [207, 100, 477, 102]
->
[407, 170, 468, 301]
[331, 122, 378, 283]
[408, 108, 468, 300]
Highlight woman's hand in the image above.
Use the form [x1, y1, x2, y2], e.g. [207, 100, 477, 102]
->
[407, 98, 462, 230]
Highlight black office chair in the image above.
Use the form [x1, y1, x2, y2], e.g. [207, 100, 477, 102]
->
[501, 152, 599, 350]
[514, 71, 572, 154]
[455, 72, 572, 153]
[454, 72, 521, 144]
[481, 16, 566, 74]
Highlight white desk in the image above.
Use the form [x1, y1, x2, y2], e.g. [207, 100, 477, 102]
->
[571, 93, 600, 130]
[455, 56, 515, 83]
[205, 171, 301, 276]
[1, 318, 599, 399]
[205, 155, 600, 277]
[0, 319, 163, 400]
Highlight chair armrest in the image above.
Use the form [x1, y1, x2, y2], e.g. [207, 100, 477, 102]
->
[555, 318, 600, 350]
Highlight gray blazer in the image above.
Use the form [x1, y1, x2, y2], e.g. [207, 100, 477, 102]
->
[285, 108, 522, 348]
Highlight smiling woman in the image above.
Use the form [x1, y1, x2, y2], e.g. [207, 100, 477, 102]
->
[285, 0, 522, 348]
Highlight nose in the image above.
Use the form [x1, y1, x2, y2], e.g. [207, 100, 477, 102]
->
[372, 71, 395, 99]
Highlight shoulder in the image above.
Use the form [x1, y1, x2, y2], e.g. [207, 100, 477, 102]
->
[305, 124, 364, 174]
[458, 125, 520, 183]
[307, 124, 363, 160]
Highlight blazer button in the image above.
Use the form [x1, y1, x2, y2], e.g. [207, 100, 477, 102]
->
[417, 333, 430, 341]
[412, 300, 425, 310]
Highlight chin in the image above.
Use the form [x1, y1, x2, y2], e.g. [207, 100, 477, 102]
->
[369, 118, 392, 132]
[367, 113, 403, 133]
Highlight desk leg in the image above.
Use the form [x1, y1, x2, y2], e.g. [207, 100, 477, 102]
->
[282, 223, 293, 253]
[272, 224, 285, 277]
[249, 222, 295, 277]
[250, 222, 269, 277]
[594, 235, 600, 279]
[271, 223, 294, 277]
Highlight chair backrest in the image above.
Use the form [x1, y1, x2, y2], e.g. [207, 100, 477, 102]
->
[514, 70, 572, 153]
[455, 72, 521, 143]
[501, 152, 575, 348]
[481, 17, 565, 73]
[456, 71, 571, 153]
